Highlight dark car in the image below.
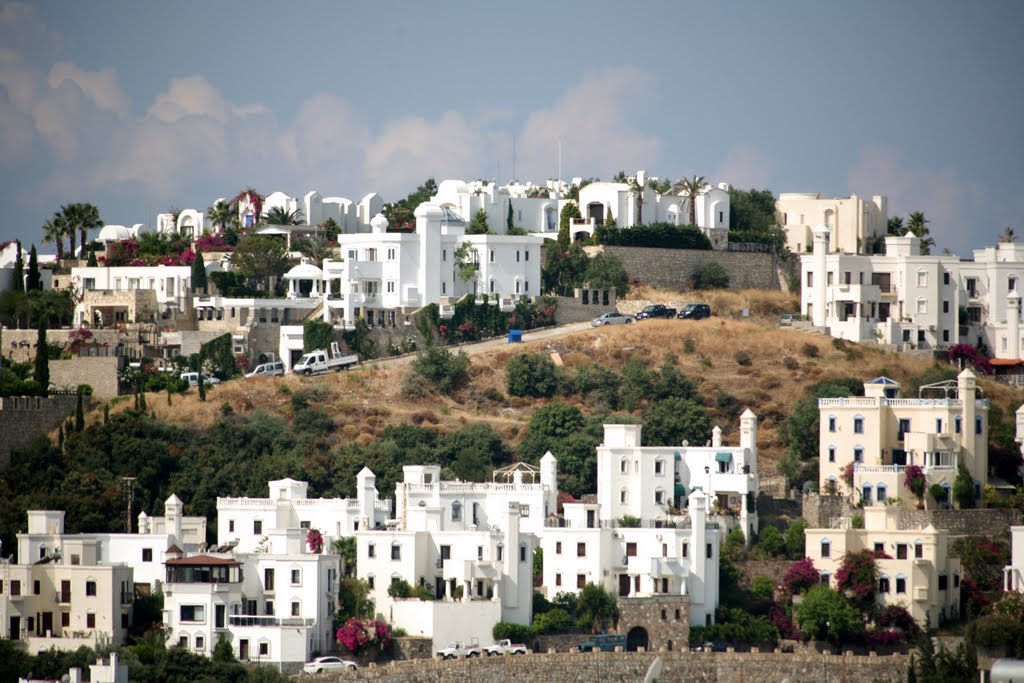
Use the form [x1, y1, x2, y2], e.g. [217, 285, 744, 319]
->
[635, 304, 677, 320]
[677, 303, 711, 320]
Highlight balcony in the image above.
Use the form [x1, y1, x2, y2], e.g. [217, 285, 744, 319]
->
[56, 591, 71, 604]
[121, 591, 134, 605]
[228, 615, 314, 628]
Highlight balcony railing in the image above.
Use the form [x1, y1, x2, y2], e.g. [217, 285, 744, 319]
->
[228, 615, 314, 628]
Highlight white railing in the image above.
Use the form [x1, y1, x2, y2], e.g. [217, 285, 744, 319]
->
[405, 482, 540, 494]
[819, 397, 987, 409]
[218, 499, 275, 508]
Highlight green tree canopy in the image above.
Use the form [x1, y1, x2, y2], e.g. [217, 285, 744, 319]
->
[795, 585, 864, 643]
[231, 235, 289, 292]
[505, 352, 560, 398]
[642, 397, 711, 447]
[584, 252, 628, 293]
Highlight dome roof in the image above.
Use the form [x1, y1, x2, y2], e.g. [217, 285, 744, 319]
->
[438, 179, 469, 196]
[284, 257, 323, 280]
[98, 224, 131, 242]
[370, 213, 389, 232]
[130, 223, 150, 237]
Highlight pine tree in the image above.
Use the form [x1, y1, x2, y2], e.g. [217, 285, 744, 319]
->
[26, 245, 41, 291]
[192, 247, 208, 293]
[33, 324, 49, 394]
[75, 387, 84, 431]
[12, 241, 24, 293]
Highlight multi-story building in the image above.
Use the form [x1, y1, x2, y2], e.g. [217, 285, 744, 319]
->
[162, 540, 339, 673]
[594, 415, 760, 542]
[818, 371, 988, 509]
[216, 474, 391, 554]
[802, 225, 1024, 358]
[804, 506, 960, 626]
[0, 512, 135, 654]
[71, 264, 194, 326]
[776, 192, 888, 255]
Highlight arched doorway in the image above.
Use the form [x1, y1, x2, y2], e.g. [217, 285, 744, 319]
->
[626, 626, 649, 652]
[587, 202, 604, 224]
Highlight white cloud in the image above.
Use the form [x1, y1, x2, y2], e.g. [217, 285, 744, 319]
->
[517, 66, 662, 181]
[49, 61, 129, 117]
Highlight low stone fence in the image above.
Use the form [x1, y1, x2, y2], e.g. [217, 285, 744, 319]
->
[304, 649, 909, 683]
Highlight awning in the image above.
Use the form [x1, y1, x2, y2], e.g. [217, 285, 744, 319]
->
[715, 452, 733, 463]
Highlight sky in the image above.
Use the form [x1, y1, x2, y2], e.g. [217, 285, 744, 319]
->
[0, 0, 1022, 257]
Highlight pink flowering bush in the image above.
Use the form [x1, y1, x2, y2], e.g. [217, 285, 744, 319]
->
[67, 327, 94, 354]
[904, 465, 926, 504]
[782, 558, 820, 595]
[195, 234, 234, 252]
[335, 618, 392, 655]
[306, 528, 324, 554]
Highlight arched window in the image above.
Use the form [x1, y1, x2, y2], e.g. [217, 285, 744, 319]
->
[895, 574, 907, 594]
[853, 446, 864, 462]
[451, 501, 461, 522]
[853, 415, 864, 434]
[862, 483, 873, 502]
[878, 573, 891, 593]
[876, 483, 887, 502]
[620, 458, 628, 473]
[654, 459, 665, 476]
[914, 540, 924, 559]
[820, 538, 831, 559]
[620, 488, 628, 504]
[828, 445, 836, 463]
[819, 571, 831, 586]
[654, 488, 665, 505]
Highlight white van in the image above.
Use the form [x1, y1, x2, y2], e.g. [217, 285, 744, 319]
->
[244, 361, 285, 379]
[180, 372, 221, 387]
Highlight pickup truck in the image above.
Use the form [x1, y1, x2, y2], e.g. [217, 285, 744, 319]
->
[436, 640, 481, 659]
[483, 639, 528, 656]
[634, 304, 677, 320]
[292, 342, 358, 376]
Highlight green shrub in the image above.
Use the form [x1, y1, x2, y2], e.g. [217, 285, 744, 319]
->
[408, 347, 470, 396]
[532, 607, 571, 634]
[800, 343, 819, 358]
[506, 353, 560, 398]
[683, 337, 696, 353]
[387, 578, 413, 599]
[594, 222, 712, 250]
[735, 351, 752, 366]
[493, 622, 535, 642]
[751, 575, 775, 601]
[755, 526, 784, 558]
[303, 320, 333, 353]
[693, 261, 730, 290]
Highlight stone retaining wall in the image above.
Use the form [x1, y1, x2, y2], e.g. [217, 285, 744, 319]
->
[305, 649, 909, 683]
[601, 246, 795, 292]
[0, 393, 85, 467]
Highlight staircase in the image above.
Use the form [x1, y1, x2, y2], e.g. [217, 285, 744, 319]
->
[299, 300, 325, 323]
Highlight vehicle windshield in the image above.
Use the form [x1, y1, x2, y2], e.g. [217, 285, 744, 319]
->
[642, 305, 657, 312]
[296, 354, 313, 365]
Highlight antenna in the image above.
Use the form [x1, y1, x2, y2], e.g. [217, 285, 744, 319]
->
[512, 134, 516, 182]
[121, 477, 137, 533]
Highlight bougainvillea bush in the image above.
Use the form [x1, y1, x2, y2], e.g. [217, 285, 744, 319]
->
[782, 557, 820, 595]
[835, 549, 887, 605]
[306, 528, 324, 554]
[904, 465, 926, 503]
[336, 618, 392, 655]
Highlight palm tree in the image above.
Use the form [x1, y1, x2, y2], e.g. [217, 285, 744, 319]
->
[625, 176, 657, 226]
[999, 226, 1017, 244]
[76, 203, 102, 255]
[295, 235, 332, 263]
[906, 211, 935, 255]
[41, 216, 64, 260]
[677, 175, 706, 226]
[264, 206, 304, 226]
[887, 216, 905, 235]
[207, 200, 236, 234]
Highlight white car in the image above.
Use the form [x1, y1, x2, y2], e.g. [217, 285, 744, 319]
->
[244, 361, 285, 379]
[180, 372, 221, 387]
[303, 656, 357, 674]
[592, 311, 633, 327]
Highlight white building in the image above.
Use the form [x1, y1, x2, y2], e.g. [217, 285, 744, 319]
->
[818, 371, 988, 509]
[777, 193, 888, 255]
[430, 178, 566, 236]
[162, 542, 339, 672]
[802, 225, 1024, 358]
[1004, 526, 1024, 593]
[216, 474, 392, 554]
[805, 506, 960, 627]
[575, 171, 730, 244]
[71, 264, 194, 326]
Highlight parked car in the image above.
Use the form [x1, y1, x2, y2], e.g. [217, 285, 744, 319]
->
[592, 311, 633, 327]
[244, 361, 285, 379]
[576, 633, 627, 652]
[437, 640, 481, 659]
[779, 313, 798, 326]
[677, 303, 711, 320]
[635, 304, 677, 320]
[180, 372, 220, 387]
[483, 638, 528, 656]
[303, 656, 357, 673]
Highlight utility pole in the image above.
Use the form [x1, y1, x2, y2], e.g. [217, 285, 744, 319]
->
[121, 477, 137, 534]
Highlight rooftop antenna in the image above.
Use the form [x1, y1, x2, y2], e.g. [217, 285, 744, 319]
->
[512, 134, 516, 182]
[121, 476, 137, 534]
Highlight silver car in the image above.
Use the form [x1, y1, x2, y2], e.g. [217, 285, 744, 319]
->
[592, 311, 633, 326]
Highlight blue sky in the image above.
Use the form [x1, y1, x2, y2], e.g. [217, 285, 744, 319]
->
[1, 0, 1021, 257]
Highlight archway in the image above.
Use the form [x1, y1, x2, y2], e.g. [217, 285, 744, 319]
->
[626, 626, 649, 652]
[587, 202, 604, 224]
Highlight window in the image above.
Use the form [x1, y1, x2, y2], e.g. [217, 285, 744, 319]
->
[943, 300, 950, 313]
[216, 605, 225, 628]
[62, 612, 70, 628]
[33, 580, 40, 595]
[620, 489, 627, 504]
[854, 446, 864, 462]
[976, 415, 983, 434]
[821, 540, 831, 559]
[955, 416, 962, 434]
[87, 613, 96, 628]
[477, 546, 483, 560]
[442, 249, 446, 262]
[917, 271, 927, 287]
[387, 248, 396, 260]
[626, 542, 638, 557]
[290, 569, 300, 585]
[853, 416, 864, 434]
[943, 272, 950, 286]
[898, 418, 911, 440]
[878, 575, 890, 593]
[489, 250, 495, 263]
[391, 543, 401, 561]
[180, 605, 205, 623]
[706, 543, 713, 559]
[489, 280, 495, 293]
[877, 484, 887, 501]
[516, 251, 520, 262]
[897, 544, 908, 560]
[291, 601, 300, 617]
[682, 543, 688, 558]
[86, 581, 97, 597]
[915, 542, 924, 559]
[10, 580, 20, 596]
[196, 636, 205, 651]
[862, 484, 872, 502]
[367, 575, 375, 589]
[577, 542, 586, 557]
[577, 574, 586, 589]
[828, 446, 836, 463]
[451, 501, 461, 521]
[555, 573, 562, 587]
[386, 281, 395, 293]
[938, 573, 948, 591]
[264, 568, 275, 591]
[520, 545, 527, 562]
[655, 489, 665, 504]
[525, 251, 529, 261]
[655, 459, 665, 475]
[828, 416, 836, 433]
[178, 635, 188, 648]
[253, 520, 262, 534]
[142, 548, 153, 562]
[260, 641, 270, 656]
[954, 573, 960, 588]
[620, 459, 628, 473]
[497, 544, 504, 561]
[368, 543, 375, 558]
[556, 541, 562, 555]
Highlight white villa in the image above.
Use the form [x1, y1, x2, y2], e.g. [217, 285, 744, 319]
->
[802, 225, 1024, 359]
[575, 171, 731, 245]
[804, 506, 960, 627]
[818, 370, 988, 509]
[429, 178, 567, 236]
[777, 193, 888, 255]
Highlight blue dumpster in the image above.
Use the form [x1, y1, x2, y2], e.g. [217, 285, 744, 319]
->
[508, 329, 523, 343]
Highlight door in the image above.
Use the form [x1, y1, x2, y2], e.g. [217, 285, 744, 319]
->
[9, 616, 19, 640]
[239, 639, 249, 661]
[42, 612, 53, 637]
[618, 574, 631, 597]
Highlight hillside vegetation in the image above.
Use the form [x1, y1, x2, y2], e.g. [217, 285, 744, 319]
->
[4, 289, 1021, 551]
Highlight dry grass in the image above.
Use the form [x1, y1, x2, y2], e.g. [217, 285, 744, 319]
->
[622, 286, 799, 319]
[113, 290, 984, 478]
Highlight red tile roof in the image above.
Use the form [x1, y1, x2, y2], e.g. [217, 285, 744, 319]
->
[165, 554, 240, 566]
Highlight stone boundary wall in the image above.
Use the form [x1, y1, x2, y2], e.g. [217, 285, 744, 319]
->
[802, 493, 850, 528]
[304, 649, 909, 683]
[551, 288, 618, 323]
[49, 356, 123, 398]
[736, 560, 793, 590]
[601, 246, 796, 292]
[897, 508, 1022, 537]
[391, 637, 433, 660]
[0, 393, 85, 467]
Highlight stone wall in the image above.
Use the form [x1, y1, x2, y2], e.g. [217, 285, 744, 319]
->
[305, 650, 909, 683]
[392, 637, 433, 660]
[897, 508, 1022, 537]
[0, 393, 85, 467]
[802, 493, 851, 528]
[3, 328, 122, 363]
[736, 560, 792, 591]
[601, 246, 796, 292]
[551, 288, 618, 323]
[49, 356, 123, 398]
[618, 595, 690, 652]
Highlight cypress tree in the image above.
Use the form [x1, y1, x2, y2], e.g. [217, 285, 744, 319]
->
[57, 423, 64, 449]
[192, 248, 208, 293]
[198, 374, 206, 402]
[507, 200, 514, 231]
[33, 324, 49, 394]
[12, 241, 24, 293]
[75, 387, 84, 431]
[139, 389, 146, 412]
[26, 245, 41, 291]
[167, 382, 173, 406]
[86, 245, 98, 267]
[103, 403, 110, 424]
